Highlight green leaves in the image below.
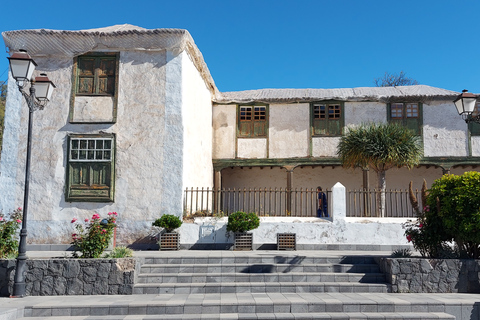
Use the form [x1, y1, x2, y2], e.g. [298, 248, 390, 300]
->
[337, 123, 422, 173]
[0, 207, 22, 259]
[71, 213, 117, 258]
[226, 211, 260, 233]
[152, 214, 182, 233]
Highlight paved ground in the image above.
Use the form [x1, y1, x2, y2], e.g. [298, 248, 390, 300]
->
[1, 250, 480, 320]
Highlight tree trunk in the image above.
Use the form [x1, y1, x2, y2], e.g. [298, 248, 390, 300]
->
[376, 171, 386, 217]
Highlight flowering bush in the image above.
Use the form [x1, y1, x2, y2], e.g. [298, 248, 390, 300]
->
[71, 212, 118, 258]
[0, 207, 22, 259]
[406, 172, 480, 259]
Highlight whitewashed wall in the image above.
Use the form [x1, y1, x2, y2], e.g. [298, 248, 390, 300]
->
[423, 101, 468, 157]
[213, 105, 236, 159]
[0, 49, 213, 245]
[181, 51, 214, 192]
[345, 101, 386, 126]
[269, 103, 309, 158]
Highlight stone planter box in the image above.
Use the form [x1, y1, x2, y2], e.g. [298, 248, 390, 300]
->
[159, 232, 180, 250]
[234, 232, 253, 251]
[376, 257, 480, 293]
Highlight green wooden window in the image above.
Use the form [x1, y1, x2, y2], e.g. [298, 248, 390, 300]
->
[76, 55, 117, 95]
[387, 102, 423, 135]
[66, 135, 115, 202]
[311, 102, 344, 136]
[469, 103, 480, 136]
[238, 105, 268, 137]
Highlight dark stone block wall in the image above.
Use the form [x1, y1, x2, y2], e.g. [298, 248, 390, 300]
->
[377, 257, 480, 293]
[0, 258, 136, 297]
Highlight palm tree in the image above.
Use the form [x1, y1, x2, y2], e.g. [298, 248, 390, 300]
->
[337, 123, 422, 217]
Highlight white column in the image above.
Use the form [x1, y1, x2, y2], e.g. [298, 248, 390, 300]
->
[331, 182, 346, 221]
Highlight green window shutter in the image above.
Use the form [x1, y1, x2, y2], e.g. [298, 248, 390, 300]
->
[237, 105, 268, 137]
[311, 102, 343, 136]
[328, 119, 341, 136]
[98, 58, 116, 95]
[66, 135, 115, 202]
[313, 119, 327, 135]
[76, 55, 117, 95]
[77, 58, 95, 94]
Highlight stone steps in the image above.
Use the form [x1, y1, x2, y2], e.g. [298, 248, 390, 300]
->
[139, 263, 381, 274]
[133, 281, 389, 294]
[13, 292, 461, 319]
[136, 271, 386, 283]
[134, 254, 388, 295]
[17, 312, 456, 319]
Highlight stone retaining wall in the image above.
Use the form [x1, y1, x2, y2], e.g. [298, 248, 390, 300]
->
[377, 257, 480, 293]
[0, 258, 136, 297]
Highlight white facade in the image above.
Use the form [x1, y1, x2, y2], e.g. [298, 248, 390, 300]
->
[1, 25, 479, 248]
[1, 26, 214, 245]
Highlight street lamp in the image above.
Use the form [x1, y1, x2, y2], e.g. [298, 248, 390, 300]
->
[7, 49, 55, 297]
[453, 89, 479, 123]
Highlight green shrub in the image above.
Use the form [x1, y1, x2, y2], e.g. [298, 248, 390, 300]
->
[226, 211, 260, 233]
[390, 248, 412, 258]
[426, 172, 480, 258]
[0, 207, 22, 259]
[153, 214, 182, 232]
[103, 246, 133, 258]
[71, 212, 117, 258]
[406, 172, 480, 259]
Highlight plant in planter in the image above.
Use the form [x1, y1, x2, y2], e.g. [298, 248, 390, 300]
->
[226, 211, 260, 250]
[153, 214, 182, 250]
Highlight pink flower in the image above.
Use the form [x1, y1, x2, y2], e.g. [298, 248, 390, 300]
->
[92, 213, 100, 220]
[17, 207, 22, 211]
[101, 229, 107, 234]
[406, 234, 412, 242]
[71, 218, 78, 223]
[84, 218, 89, 222]
[0, 217, 3, 221]
[423, 205, 430, 212]
[16, 219, 22, 223]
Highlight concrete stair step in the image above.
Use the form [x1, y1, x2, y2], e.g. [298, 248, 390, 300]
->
[139, 263, 381, 274]
[136, 272, 386, 284]
[133, 281, 390, 294]
[143, 256, 378, 265]
[16, 312, 456, 319]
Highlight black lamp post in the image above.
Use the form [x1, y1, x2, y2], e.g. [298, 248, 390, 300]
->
[7, 49, 55, 297]
[453, 89, 479, 123]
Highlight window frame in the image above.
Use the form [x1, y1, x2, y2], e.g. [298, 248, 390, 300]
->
[237, 104, 269, 138]
[74, 53, 119, 96]
[387, 102, 423, 135]
[69, 52, 119, 124]
[310, 101, 345, 137]
[65, 133, 115, 202]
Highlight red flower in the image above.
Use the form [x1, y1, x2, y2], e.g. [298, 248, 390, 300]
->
[71, 218, 78, 223]
[101, 229, 107, 234]
[16, 219, 22, 223]
[419, 223, 423, 228]
[92, 213, 100, 220]
[406, 234, 412, 242]
[85, 218, 89, 222]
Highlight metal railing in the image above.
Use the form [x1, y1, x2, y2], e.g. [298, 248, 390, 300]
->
[184, 187, 420, 218]
[183, 187, 330, 217]
[346, 188, 420, 218]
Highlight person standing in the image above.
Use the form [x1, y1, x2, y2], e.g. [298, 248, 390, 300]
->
[317, 186, 329, 217]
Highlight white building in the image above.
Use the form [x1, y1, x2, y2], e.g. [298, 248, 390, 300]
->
[1, 25, 478, 248]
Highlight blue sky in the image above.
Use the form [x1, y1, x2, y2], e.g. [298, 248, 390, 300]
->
[1, 0, 479, 93]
